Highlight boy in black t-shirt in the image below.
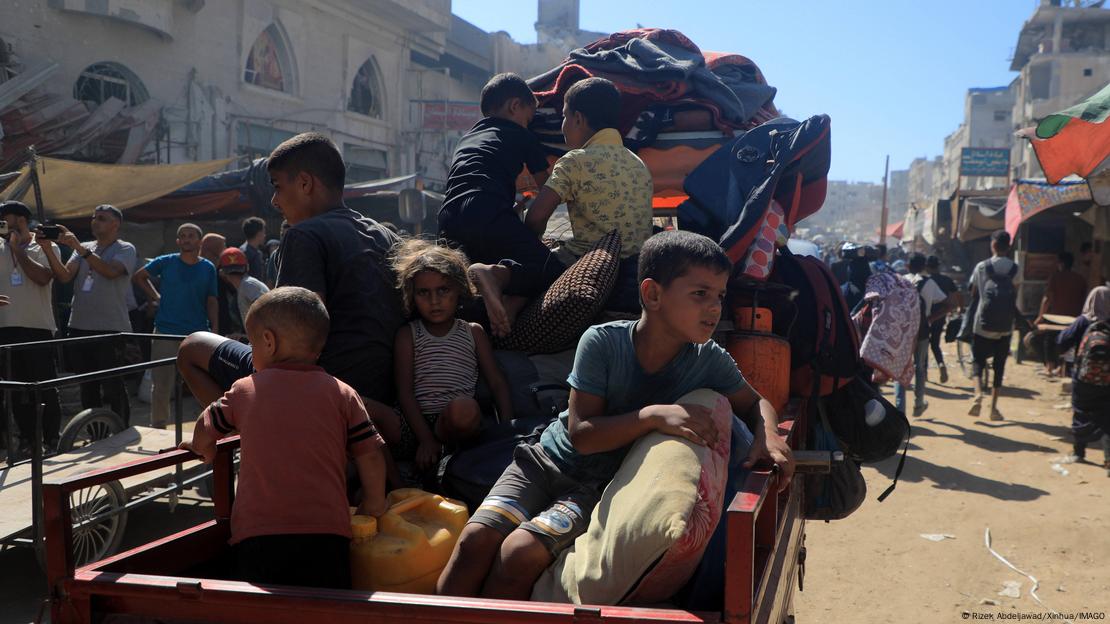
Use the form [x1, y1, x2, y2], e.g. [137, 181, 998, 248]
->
[438, 73, 557, 333]
[925, 255, 958, 383]
[177, 133, 404, 413]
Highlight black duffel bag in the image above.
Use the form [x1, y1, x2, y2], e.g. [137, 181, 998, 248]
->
[437, 415, 551, 511]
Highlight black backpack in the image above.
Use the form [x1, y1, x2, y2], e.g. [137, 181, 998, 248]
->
[768, 249, 861, 397]
[977, 261, 1018, 334]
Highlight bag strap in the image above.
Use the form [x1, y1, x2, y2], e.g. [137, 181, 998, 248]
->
[877, 435, 909, 503]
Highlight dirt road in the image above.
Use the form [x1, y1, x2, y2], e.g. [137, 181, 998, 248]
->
[794, 343, 1110, 622]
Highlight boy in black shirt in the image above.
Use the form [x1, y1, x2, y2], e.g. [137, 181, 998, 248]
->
[177, 133, 404, 410]
[438, 73, 557, 334]
[925, 255, 958, 383]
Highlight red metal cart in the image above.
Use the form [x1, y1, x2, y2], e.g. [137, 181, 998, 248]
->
[44, 403, 810, 624]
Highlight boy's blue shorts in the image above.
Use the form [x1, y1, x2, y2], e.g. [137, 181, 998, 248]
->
[208, 338, 254, 391]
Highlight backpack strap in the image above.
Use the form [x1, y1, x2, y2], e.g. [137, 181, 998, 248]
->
[876, 437, 908, 503]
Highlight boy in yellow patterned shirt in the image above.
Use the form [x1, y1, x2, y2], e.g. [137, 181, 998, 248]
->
[470, 78, 653, 330]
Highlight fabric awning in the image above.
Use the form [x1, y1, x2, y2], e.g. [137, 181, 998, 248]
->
[0, 157, 233, 220]
[1004, 178, 1093, 237]
[885, 220, 903, 239]
[958, 196, 1007, 242]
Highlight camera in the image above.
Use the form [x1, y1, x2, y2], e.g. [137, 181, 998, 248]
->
[839, 243, 877, 261]
[0, 221, 8, 237]
[37, 224, 62, 241]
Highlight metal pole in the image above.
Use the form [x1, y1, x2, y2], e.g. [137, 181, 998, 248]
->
[172, 364, 183, 511]
[31, 389, 44, 566]
[27, 148, 46, 224]
[879, 155, 890, 246]
[5, 348, 14, 463]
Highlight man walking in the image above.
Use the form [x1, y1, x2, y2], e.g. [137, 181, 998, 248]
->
[896, 253, 950, 416]
[239, 217, 267, 281]
[925, 255, 958, 384]
[0, 201, 62, 454]
[968, 230, 1020, 420]
[40, 205, 137, 422]
[132, 223, 218, 428]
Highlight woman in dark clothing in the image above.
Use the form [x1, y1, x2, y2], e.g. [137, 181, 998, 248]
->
[1057, 286, 1110, 474]
[842, 257, 871, 313]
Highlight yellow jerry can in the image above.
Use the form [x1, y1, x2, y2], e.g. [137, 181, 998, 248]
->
[350, 488, 469, 594]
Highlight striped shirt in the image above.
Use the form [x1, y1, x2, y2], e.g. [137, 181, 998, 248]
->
[411, 319, 478, 414]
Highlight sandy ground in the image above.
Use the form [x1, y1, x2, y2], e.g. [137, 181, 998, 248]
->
[794, 342, 1110, 623]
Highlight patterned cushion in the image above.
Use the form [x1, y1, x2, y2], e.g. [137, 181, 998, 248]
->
[495, 230, 622, 354]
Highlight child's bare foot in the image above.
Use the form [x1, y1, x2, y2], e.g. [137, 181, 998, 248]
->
[469, 264, 512, 337]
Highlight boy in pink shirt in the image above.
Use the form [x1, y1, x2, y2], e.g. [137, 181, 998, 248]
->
[182, 286, 388, 589]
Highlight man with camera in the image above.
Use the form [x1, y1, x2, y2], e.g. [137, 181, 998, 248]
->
[39, 205, 137, 423]
[0, 200, 62, 456]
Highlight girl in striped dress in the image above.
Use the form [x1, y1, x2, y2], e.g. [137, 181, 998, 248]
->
[388, 239, 514, 474]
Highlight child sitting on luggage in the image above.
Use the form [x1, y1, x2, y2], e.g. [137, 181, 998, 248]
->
[437, 73, 556, 336]
[436, 230, 795, 600]
[470, 77, 655, 330]
[180, 286, 388, 589]
[372, 239, 514, 475]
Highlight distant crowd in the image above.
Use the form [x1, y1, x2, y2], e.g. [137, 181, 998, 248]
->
[825, 232, 1109, 470]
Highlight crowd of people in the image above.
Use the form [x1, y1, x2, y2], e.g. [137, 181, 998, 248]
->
[0, 200, 284, 455]
[828, 228, 1109, 472]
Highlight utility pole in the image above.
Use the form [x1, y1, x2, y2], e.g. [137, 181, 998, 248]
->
[879, 154, 890, 246]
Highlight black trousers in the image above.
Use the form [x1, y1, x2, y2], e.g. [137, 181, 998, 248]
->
[236, 533, 351, 589]
[65, 328, 129, 425]
[928, 319, 945, 366]
[1041, 330, 1060, 368]
[0, 327, 62, 446]
[971, 334, 1010, 390]
[439, 194, 567, 298]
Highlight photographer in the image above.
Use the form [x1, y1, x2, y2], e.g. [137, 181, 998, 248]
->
[0, 201, 61, 455]
[39, 205, 137, 422]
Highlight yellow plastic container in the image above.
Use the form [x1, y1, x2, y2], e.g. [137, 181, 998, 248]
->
[350, 488, 469, 594]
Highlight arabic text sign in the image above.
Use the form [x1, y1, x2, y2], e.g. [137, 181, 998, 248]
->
[960, 147, 1010, 177]
[422, 102, 481, 131]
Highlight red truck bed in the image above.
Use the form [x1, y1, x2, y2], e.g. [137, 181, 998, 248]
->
[44, 403, 806, 624]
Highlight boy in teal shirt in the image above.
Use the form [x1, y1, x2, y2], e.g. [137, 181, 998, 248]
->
[437, 230, 794, 600]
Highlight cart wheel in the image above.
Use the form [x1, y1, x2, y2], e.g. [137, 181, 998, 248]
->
[57, 408, 126, 452]
[70, 479, 127, 567]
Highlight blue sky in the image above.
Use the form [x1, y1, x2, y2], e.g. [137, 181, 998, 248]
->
[452, 0, 1039, 183]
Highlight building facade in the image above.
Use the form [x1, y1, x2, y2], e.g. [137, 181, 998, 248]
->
[939, 86, 1015, 194]
[0, 0, 600, 190]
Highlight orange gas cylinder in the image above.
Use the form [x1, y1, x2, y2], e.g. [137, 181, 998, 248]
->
[727, 307, 790, 413]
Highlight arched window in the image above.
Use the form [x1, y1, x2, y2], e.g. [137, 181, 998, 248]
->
[348, 57, 383, 118]
[244, 24, 295, 93]
[73, 62, 149, 106]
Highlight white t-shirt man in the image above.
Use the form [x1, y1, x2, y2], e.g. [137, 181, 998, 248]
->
[908, 272, 948, 320]
[0, 239, 56, 332]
